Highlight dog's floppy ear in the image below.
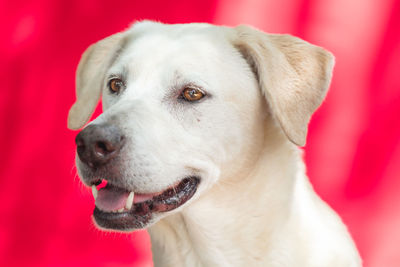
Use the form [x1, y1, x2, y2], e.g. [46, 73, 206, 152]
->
[68, 32, 127, 130]
[232, 25, 334, 146]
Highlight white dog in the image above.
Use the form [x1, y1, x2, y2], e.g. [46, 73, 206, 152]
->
[68, 21, 361, 267]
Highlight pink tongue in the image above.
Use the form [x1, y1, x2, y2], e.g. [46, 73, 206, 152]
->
[95, 187, 129, 212]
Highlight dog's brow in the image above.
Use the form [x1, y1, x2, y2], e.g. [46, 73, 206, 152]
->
[107, 66, 128, 81]
[106, 35, 130, 70]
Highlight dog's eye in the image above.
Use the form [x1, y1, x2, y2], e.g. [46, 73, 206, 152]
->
[108, 78, 124, 94]
[181, 87, 205, 102]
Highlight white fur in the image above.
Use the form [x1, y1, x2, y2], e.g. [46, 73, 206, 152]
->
[69, 21, 361, 266]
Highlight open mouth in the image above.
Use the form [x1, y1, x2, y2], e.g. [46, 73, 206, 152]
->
[91, 176, 200, 230]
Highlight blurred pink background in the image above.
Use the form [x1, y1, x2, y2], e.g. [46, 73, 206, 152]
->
[1, 0, 399, 266]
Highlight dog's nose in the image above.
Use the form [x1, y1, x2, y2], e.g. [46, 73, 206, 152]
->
[75, 124, 125, 168]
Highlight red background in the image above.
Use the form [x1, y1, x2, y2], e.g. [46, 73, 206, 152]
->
[1, 0, 399, 266]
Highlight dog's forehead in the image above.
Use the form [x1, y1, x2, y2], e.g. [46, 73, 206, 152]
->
[114, 23, 233, 74]
[128, 21, 226, 49]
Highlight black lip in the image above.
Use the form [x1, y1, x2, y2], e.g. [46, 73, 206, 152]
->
[93, 207, 153, 230]
[93, 176, 200, 230]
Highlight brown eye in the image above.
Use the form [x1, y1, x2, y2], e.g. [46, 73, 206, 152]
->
[108, 78, 124, 94]
[182, 87, 205, 102]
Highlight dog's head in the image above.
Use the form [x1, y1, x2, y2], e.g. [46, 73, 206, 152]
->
[68, 21, 333, 231]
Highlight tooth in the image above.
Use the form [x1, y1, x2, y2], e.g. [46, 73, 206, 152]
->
[118, 208, 124, 212]
[125, 191, 134, 210]
[92, 185, 98, 200]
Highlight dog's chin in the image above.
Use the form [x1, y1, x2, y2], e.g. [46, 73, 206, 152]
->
[91, 176, 201, 231]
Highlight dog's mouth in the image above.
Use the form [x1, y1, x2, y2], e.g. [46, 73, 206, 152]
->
[91, 176, 200, 230]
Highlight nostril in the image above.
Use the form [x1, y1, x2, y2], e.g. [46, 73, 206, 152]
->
[75, 135, 86, 156]
[77, 143, 86, 156]
[75, 133, 85, 147]
[76, 137, 84, 147]
[94, 141, 115, 157]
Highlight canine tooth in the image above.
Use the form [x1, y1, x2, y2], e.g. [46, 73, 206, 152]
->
[125, 191, 134, 210]
[92, 185, 98, 200]
[118, 208, 124, 212]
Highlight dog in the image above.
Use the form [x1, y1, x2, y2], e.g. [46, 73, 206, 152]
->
[68, 21, 361, 267]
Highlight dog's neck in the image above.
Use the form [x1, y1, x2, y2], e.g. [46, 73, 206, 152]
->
[148, 128, 305, 267]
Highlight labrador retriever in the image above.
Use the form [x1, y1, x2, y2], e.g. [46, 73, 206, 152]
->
[68, 21, 361, 267]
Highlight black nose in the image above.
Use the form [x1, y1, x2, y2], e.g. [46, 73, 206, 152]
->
[75, 124, 125, 168]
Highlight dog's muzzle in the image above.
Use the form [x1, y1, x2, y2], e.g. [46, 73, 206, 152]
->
[75, 123, 201, 231]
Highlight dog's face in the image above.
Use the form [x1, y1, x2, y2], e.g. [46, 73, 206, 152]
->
[68, 21, 334, 231]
